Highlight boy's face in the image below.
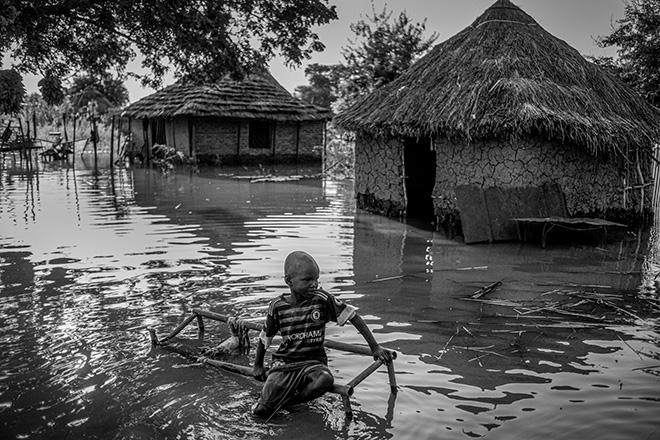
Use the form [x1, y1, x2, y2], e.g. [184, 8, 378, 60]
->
[286, 259, 320, 299]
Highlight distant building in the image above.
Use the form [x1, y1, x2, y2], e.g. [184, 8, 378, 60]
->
[122, 71, 332, 165]
[335, 0, 660, 239]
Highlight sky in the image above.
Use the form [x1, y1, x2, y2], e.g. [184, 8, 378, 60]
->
[5, 0, 626, 103]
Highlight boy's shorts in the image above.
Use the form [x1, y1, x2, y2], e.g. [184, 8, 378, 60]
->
[258, 360, 330, 412]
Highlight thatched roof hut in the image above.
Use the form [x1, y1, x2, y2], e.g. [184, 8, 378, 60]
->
[334, 0, 660, 241]
[123, 71, 332, 165]
[123, 71, 331, 122]
[335, 0, 660, 153]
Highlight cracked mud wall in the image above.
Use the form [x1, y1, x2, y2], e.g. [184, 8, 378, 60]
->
[355, 132, 651, 222]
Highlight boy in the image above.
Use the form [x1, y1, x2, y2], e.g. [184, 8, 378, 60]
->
[252, 251, 392, 417]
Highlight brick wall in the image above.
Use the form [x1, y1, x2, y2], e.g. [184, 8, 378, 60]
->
[193, 118, 325, 164]
[194, 117, 240, 158]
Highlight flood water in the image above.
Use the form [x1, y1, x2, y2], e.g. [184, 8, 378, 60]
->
[1, 156, 659, 440]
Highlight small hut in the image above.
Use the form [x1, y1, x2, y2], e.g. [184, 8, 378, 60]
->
[122, 71, 332, 165]
[334, 0, 660, 241]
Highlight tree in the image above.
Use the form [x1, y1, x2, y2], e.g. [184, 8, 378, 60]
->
[68, 75, 130, 109]
[1, 0, 338, 90]
[294, 63, 341, 109]
[597, 0, 660, 106]
[336, 6, 437, 110]
[0, 69, 25, 115]
[295, 5, 437, 112]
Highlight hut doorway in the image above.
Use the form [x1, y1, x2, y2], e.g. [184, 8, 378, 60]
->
[151, 119, 166, 145]
[404, 137, 436, 219]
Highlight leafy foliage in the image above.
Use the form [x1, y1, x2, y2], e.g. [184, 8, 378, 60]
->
[22, 93, 62, 128]
[294, 64, 341, 109]
[294, 5, 437, 112]
[38, 76, 65, 106]
[597, 0, 660, 105]
[338, 6, 437, 109]
[68, 75, 129, 109]
[1, 0, 337, 90]
[0, 69, 25, 115]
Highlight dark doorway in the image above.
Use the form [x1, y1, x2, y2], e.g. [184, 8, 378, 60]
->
[404, 137, 436, 220]
[249, 120, 272, 150]
[151, 119, 166, 145]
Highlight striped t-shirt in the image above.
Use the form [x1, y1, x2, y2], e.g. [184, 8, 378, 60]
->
[261, 290, 356, 364]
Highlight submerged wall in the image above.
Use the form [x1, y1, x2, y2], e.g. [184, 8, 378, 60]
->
[355, 132, 651, 223]
[433, 137, 649, 222]
[129, 117, 325, 165]
[354, 132, 406, 217]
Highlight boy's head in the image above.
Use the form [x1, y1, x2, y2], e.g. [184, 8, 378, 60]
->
[284, 251, 320, 297]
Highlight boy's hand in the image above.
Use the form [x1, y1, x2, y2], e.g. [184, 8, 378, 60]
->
[372, 344, 393, 365]
[253, 365, 267, 382]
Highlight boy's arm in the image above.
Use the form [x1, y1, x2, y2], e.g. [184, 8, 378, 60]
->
[252, 339, 268, 381]
[349, 313, 393, 365]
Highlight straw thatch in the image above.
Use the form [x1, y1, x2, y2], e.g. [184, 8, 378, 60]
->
[123, 71, 331, 122]
[334, 0, 660, 156]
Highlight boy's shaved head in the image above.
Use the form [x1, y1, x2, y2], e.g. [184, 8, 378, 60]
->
[284, 251, 319, 277]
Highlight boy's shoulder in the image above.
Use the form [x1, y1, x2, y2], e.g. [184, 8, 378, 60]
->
[268, 290, 335, 309]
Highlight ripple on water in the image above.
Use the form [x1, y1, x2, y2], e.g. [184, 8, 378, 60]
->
[1, 165, 659, 439]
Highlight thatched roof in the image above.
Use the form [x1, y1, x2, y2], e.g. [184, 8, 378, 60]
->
[334, 0, 660, 155]
[123, 71, 331, 122]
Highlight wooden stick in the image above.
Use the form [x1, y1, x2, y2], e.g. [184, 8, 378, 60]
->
[324, 339, 397, 360]
[347, 360, 383, 389]
[471, 280, 502, 299]
[203, 358, 252, 375]
[342, 394, 353, 418]
[387, 363, 398, 393]
[160, 314, 197, 343]
[192, 309, 263, 331]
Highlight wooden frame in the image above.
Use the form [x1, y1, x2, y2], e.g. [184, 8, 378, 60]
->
[148, 308, 398, 418]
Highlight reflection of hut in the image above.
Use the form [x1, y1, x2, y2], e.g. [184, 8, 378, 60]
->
[334, 0, 660, 240]
[122, 71, 332, 165]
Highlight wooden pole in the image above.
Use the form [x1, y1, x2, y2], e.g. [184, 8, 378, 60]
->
[387, 364, 398, 393]
[63, 114, 68, 141]
[110, 115, 115, 166]
[117, 117, 122, 161]
[92, 117, 98, 162]
[203, 358, 253, 376]
[236, 120, 241, 161]
[159, 314, 197, 343]
[192, 309, 263, 332]
[346, 360, 383, 389]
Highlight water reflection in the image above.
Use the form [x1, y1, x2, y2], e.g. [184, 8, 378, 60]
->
[0, 159, 658, 439]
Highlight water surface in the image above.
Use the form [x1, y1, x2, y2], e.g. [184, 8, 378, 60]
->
[1, 157, 658, 439]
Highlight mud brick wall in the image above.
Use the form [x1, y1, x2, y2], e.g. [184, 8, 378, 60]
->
[433, 137, 648, 219]
[161, 117, 324, 164]
[354, 132, 406, 216]
[193, 117, 240, 158]
[355, 132, 650, 220]
[269, 121, 325, 161]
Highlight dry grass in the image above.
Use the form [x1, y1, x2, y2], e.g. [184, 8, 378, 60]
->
[123, 71, 331, 122]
